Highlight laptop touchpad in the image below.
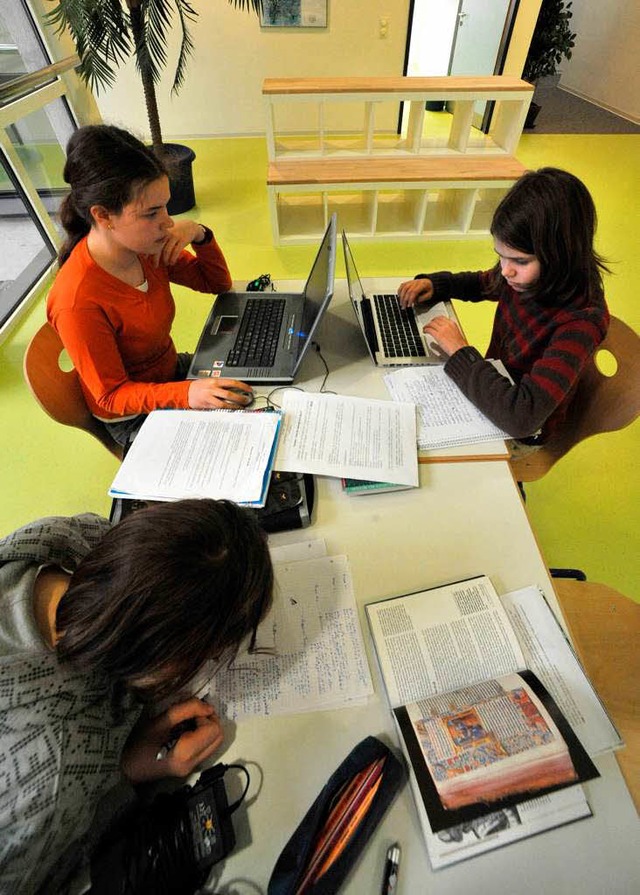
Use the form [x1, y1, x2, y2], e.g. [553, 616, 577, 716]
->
[212, 315, 238, 335]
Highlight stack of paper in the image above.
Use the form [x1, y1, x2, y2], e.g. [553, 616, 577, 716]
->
[384, 365, 511, 450]
[108, 408, 282, 507]
[274, 391, 419, 487]
[204, 540, 374, 720]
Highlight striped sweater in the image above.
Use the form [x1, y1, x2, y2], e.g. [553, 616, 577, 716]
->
[420, 270, 609, 440]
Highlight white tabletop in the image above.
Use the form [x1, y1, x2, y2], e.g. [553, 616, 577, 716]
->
[210, 279, 639, 894]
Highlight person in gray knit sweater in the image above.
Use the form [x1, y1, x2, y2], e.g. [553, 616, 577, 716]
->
[0, 499, 272, 894]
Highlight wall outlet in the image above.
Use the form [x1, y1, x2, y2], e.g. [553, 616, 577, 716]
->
[379, 16, 389, 39]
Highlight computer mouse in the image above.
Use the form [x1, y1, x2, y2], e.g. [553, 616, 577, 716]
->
[226, 387, 255, 407]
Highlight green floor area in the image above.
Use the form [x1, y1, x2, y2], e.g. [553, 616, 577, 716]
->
[0, 132, 638, 600]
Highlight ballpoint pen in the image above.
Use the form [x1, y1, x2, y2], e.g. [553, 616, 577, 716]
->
[155, 717, 198, 761]
[381, 842, 401, 895]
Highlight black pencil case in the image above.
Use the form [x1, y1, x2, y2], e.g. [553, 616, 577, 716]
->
[267, 735, 406, 895]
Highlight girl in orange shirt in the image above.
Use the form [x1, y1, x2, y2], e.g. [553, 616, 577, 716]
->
[48, 125, 253, 446]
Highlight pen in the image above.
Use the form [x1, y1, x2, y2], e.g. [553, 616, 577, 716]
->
[155, 717, 198, 761]
[381, 842, 401, 895]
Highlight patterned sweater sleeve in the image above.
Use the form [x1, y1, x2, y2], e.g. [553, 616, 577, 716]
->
[444, 313, 608, 439]
[414, 270, 608, 438]
[415, 270, 496, 303]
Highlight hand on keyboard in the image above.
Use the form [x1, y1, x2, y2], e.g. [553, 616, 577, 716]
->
[397, 277, 434, 308]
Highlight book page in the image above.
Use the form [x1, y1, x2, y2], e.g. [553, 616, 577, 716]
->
[274, 391, 419, 486]
[402, 672, 577, 812]
[366, 576, 525, 707]
[108, 409, 281, 505]
[205, 555, 373, 720]
[384, 365, 510, 450]
[422, 786, 592, 869]
[500, 586, 622, 755]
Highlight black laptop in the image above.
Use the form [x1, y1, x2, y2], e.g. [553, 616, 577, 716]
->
[188, 214, 337, 385]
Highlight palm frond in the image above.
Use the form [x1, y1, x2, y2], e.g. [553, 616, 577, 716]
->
[46, 0, 133, 93]
[227, 0, 263, 12]
[171, 0, 197, 94]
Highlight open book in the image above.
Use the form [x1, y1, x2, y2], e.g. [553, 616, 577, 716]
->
[366, 576, 620, 867]
[108, 408, 282, 507]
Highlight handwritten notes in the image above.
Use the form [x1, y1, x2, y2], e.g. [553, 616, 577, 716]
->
[206, 551, 373, 720]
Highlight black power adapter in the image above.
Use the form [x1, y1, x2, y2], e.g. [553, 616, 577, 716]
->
[90, 763, 249, 894]
[186, 763, 237, 870]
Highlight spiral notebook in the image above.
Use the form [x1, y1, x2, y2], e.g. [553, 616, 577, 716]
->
[384, 364, 511, 450]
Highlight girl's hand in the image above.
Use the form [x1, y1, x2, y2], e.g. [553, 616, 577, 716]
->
[397, 278, 434, 308]
[188, 378, 254, 410]
[121, 697, 223, 783]
[423, 316, 469, 356]
[148, 219, 205, 267]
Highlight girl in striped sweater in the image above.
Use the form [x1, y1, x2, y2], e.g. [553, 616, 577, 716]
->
[397, 168, 610, 442]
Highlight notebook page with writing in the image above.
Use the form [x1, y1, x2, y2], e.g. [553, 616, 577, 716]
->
[384, 363, 511, 450]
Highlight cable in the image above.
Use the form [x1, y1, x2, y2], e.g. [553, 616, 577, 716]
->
[311, 341, 336, 395]
[90, 764, 250, 895]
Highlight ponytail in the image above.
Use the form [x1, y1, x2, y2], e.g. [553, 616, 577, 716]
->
[57, 193, 91, 266]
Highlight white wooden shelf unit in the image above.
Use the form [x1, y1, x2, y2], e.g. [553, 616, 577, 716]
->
[263, 77, 532, 245]
[263, 76, 533, 160]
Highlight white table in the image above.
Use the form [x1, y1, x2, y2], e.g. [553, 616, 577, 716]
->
[209, 279, 639, 894]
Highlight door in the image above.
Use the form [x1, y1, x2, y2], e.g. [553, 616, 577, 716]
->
[403, 0, 518, 132]
[448, 0, 517, 129]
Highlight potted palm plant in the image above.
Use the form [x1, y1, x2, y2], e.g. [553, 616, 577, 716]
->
[46, 0, 262, 213]
[522, 0, 577, 129]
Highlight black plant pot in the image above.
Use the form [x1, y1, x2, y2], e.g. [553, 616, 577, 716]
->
[163, 143, 196, 215]
[524, 101, 541, 130]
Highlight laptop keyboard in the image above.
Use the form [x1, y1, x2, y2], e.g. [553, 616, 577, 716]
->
[227, 298, 286, 368]
[373, 294, 426, 358]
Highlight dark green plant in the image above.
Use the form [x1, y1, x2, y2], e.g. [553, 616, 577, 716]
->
[523, 0, 576, 84]
[46, 0, 262, 154]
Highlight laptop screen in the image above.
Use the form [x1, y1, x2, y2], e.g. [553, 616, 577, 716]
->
[294, 214, 337, 363]
[343, 231, 367, 309]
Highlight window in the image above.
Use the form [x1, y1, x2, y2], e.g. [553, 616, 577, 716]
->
[0, 0, 81, 338]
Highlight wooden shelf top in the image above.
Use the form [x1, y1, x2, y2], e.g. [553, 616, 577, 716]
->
[268, 155, 527, 186]
[263, 76, 534, 96]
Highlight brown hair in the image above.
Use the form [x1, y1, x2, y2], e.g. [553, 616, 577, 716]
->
[56, 499, 273, 703]
[488, 167, 610, 304]
[58, 124, 167, 266]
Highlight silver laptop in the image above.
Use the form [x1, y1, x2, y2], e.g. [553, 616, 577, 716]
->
[342, 230, 457, 366]
[189, 215, 337, 385]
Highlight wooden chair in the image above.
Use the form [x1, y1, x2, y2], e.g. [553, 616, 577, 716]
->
[554, 578, 639, 811]
[510, 316, 640, 482]
[23, 323, 123, 460]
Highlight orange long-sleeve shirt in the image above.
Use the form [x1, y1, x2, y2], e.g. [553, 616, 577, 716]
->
[47, 236, 232, 419]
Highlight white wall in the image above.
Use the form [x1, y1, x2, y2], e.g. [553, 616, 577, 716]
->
[89, 1, 411, 140]
[559, 0, 639, 122]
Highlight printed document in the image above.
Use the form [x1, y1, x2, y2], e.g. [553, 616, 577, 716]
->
[108, 408, 281, 506]
[273, 391, 419, 486]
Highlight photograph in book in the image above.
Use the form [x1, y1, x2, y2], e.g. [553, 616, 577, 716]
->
[424, 786, 592, 869]
[394, 670, 599, 833]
